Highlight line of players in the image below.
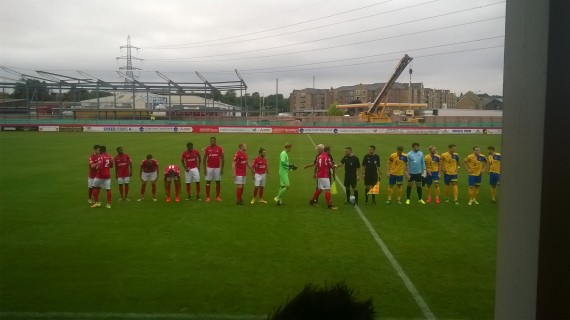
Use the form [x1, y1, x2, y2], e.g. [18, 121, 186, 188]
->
[383, 143, 501, 205]
[303, 142, 501, 207]
[87, 137, 270, 208]
[88, 138, 501, 208]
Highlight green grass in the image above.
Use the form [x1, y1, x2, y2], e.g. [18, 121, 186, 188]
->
[0, 132, 500, 319]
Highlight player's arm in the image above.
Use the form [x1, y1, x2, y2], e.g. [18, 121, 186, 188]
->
[128, 159, 132, 177]
[197, 153, 201, 171]
[421, 156, 427, 177]
[155, 163, 160, 182]
[114, 159, 119, 179]
[376, 157, 382, 180]
[221, 151, 225, 175]
[313, 160, 318, 178]
[356, 160, 361, 180]
[203, 151, 208, 174]
[181, 155, 187, 172]
[139, 163, 143, 180]
[334, 157, 343, 170]
[231, 157, 236, 178]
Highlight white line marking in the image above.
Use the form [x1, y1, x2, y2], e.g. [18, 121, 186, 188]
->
[306, 134, 436, 320]
[0, 312, 265, 319]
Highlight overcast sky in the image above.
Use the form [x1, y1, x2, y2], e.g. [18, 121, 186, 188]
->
[0, 0, 505, 97]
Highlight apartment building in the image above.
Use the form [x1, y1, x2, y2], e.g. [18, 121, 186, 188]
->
[289, 82, 457, 115]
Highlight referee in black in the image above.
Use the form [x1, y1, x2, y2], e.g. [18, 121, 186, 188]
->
[335, 147, 360, 205]
[362, 145, 381, 204]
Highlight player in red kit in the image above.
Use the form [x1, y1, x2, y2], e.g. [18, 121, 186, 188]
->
[203, 137, 224, 203]
[114, 146, 132, 201]
[251, 147, 269, 204]
[138, 154, 159, 201]
[164, 165, 181, 202]
[232, 143, 250, 205]
[88, 144, 100, 204]
[309, 144, 337, 210]
[181, 142, 202, 201]
[91, 145, 114, 209]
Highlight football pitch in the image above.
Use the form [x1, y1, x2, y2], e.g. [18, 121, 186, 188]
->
[0, 132, 500, 319]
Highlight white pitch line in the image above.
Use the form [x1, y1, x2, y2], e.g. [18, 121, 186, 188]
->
[306, 134, 436, 320]
[0, 312, 265, 319]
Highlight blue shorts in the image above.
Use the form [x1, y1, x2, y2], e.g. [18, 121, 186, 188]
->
[468, 175, 482, 187]
[444, 174, 458, 184]
[425, 171, 440, 185]
[489, 172, 500, 186]
[389, 174, 404, 185]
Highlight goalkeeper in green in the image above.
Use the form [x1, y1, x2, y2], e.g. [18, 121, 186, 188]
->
[274, 142, 296, 205]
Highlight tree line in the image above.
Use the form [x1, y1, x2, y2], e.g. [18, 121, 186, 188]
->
[5, 79, 290, 112]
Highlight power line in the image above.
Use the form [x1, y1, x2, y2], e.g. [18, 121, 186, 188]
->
[229, 36, 505, 73]
[240, 45, 505, 75]
[148, 0, 441, 50]
[146, 0, 504, 51]
[191, 37, 503, 75]
[177, 0, 337, 34]
[146, 16, 505, 62]
[144, 0, 400, 48]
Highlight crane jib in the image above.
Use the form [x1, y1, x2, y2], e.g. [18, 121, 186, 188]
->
[367, 54, 413, 115]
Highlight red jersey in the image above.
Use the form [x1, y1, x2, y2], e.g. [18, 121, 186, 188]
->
[204, 145, 223, 168]
[252, 156, 268, 174]
[141, 159, 159, 173]
[96, 153, 114, 179]
[89, 153, 99, 179]
[164, 165, 180, 176]
[233, 150, 248, 176]
[315, 152, 333, 178]
[114, 153, 132, 178]
[181, 149, 201, 169]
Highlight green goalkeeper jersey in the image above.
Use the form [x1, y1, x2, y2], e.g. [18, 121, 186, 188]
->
[279, 150, 289, 174]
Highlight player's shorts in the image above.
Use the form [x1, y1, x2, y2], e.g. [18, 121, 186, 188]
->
[88, 177, 95, 188]
[364, 172, 378, 186]
[117, 177, 130, 184]
[468, 174, 482, 187]
[165, 175, 180, 182]
[425, 172, 440, 185]
[317, 177, 331, 190]
[185, 168, 200, 183]
[234, 176, 246, 185]
[279, 172, 290, 187]
[388, 174, 404, 185]
[344, 175, 357, 188]
[254, 173, 266, 187]
[408, 173, 422, 183]
[205, 167, 221, 181]
[444, 174, 458, 184]
[141, 171, 158, 182]
[92, 178, 111, 189]
[489, 172, 500, 186]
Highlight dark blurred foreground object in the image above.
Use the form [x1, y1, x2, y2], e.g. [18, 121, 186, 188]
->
[269, 282, 375, 320]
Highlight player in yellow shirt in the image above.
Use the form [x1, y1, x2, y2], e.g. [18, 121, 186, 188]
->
[440, 144, 460, 205]
[487, 146, 501, 204]
[424, 145, 441, 204]
[464, 145, 487, 205]
[386, 146, 408, 204]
